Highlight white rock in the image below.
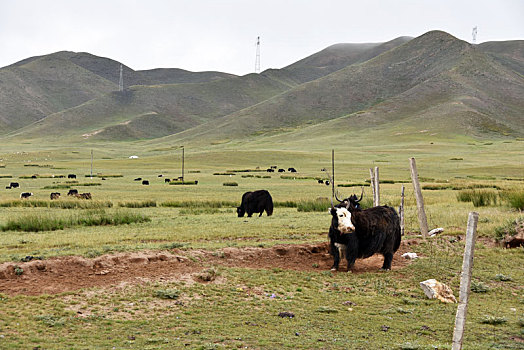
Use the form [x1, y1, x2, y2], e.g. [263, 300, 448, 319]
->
[428, 228, 444, 237]
[402, 252, 419, 259]
[420, 279, 456, 303]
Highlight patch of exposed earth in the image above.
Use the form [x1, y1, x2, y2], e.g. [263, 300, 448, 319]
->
[0, 241, 417, 296]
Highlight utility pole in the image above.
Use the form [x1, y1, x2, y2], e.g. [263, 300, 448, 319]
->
[255, 36, 261, 73]
[90, 149, 93, 179]
[181, 146, 185, 182]
[119, 64, 124, 91]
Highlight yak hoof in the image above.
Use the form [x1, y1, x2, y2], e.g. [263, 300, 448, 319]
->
[330, 267, 338, 272]
[380, 267, 391, 271]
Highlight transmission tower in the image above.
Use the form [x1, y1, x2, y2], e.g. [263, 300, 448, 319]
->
[472, 26, 478, 44]
[255, 36, 261, 73]
[118, 64, 124, 91]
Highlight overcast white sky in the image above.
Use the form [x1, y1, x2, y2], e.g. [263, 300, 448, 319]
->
[1, 0, 523, 75]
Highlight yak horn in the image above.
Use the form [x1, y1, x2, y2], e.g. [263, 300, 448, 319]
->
[355, 187, 364, 202]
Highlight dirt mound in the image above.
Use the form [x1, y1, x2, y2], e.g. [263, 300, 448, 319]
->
[0, 242, 413, 296]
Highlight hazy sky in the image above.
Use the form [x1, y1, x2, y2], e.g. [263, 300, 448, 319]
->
[1, 0, 523, 75]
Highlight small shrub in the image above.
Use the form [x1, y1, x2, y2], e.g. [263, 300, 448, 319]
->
[456, 190, 498, 207]
[118, 200, 157, 208]
[275, 201, 297, 208]
[297, 199, 330, 212]
[494, 274, 512, 282]
[0, 211, 149, 232]
[169, 180, 198, 185]
[470, 281, 489, 293]
[213, 172, 235, 176]
[501, 189, 524, 210]
[494, 218, 520, 242]
[14, 266, 24, 275]
[154, 288, 180, 299]
[316, 306, 338, 313]
[480, 315, 507, 325]
[223, 182, 238, 186]
[197, 268, 218, 282]
[161, 200, 236, 208]
[42, 184, 71, 189]
[35, 315, 68, 327]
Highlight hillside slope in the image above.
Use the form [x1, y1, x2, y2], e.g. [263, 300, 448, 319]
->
[0, 51, 235, 134]
[153, 31, 524, 146]
[5, 38, 412, 141]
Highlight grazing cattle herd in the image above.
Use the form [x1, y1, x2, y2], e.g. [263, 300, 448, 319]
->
[3, 163, 402, 271]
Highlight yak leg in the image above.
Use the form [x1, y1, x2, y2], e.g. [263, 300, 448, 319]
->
[330, 241, 341, 271]
[381, 252, 393, 270]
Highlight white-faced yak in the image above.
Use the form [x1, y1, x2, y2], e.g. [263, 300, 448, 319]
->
[328, 193, 401, 271]
[237, 190, 273, 217]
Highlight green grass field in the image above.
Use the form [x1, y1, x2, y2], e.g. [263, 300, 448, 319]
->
[0, 135, 523, 349]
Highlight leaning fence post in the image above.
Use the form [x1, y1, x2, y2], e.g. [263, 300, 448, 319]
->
[369, 168, 376, 206]
[374, 166, 380, 206]
[452, 212, 479, 350]
[399, 185, 405, 235]
[409, 157, 429, 238]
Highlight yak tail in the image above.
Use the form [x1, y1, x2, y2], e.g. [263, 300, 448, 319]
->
[394, 214, 401, 252]
[266, 197, 274, 216]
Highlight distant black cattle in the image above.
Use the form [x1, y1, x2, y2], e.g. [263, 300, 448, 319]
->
[158, 174, 163, 177]
[237, 190, 273, 218]
[10, 182, 19, 188]
[142, 180, 149, 185]
[67, 174, 76, 179]
[270, 166, 277, 169]
[288, 168, 297, 173]
[318, 179, 324, 184]
[165, 178, 171, 183]
[134, 177, 142, 181]
[194, 180, 198, 185]
[50, 192, 61, 200]
[278, 169, 285, 173]
[31, 175, 37, 179]
[328, 193, 401, 271]
[325, 180, 330, 186]
[20, 192, 33, 199]
[5, 186, 11, 189]
[67, 189, 78, 196]
[266, 169, 274, 173]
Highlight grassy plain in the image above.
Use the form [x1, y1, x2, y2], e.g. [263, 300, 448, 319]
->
[0, 134, 522, 349]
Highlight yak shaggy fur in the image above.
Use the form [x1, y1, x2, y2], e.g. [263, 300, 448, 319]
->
[329, 204, 401, 271]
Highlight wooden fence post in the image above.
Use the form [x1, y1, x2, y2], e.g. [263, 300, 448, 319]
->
[400, 185, 405, 236]
[452, 212, 479, 350]
[409, 157, 429, 238]
[374, 166, 380, 206]
[369, 168, 376, 206]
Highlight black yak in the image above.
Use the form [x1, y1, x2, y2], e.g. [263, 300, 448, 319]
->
[237, 190, 273, 217]
[328, 192, 400, 271]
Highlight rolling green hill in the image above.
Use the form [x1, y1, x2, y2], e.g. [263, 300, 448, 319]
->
[4, 37, 413, 142]
[152, 31, 523, 147]
[0, 51, 235, 134]
[1, 31, 522, 147]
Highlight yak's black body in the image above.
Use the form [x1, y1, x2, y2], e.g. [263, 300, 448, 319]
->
[237, 190, 273, 217]
[329, 203, 401, 271]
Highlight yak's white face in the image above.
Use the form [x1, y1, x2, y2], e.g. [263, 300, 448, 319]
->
[333, 207, 355, 234]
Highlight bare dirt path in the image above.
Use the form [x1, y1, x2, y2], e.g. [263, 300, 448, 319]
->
[0, 241, 414, 296]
